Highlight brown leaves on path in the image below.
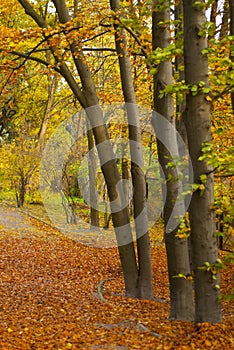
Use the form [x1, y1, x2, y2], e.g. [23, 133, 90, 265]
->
[0, 218, 233, 349]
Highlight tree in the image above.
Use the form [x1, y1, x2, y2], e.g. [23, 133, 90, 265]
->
[110, 0, 153, 299]
[0, 136, 38, 207]
[152, 0, 194, 321]
[2, 0, 231, 323]
[183, 0, 222, 323]
[16, 0, 152, 298]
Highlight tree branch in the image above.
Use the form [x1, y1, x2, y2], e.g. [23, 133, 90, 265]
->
[82, 47, 116, 52]
[18, 0, 47, 28]
[17, 0, 86, 107]
[213, 84, 234, 101]
[52, 0, 98, 102]
[2, 50, 61, 73]
[120, 21, 149, 59]
[82, 30, 111, 43]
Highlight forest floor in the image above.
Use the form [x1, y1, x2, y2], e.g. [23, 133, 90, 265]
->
[0, 203, 233, 349]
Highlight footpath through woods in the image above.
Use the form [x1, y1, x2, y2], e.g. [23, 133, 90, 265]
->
[0, 204, 233, 349]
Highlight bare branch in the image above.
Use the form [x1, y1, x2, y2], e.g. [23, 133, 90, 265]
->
[120, 22, 149, 59]
[82, 47, 116, 52]
[213, 84, 234, 101]
[2, 50, 61, 73]
[82, 30, 111, 43]
[18, 0, 47, 28]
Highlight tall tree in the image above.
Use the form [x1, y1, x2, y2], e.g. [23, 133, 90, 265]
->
[16, 0, 151, 298]
[152, 0, 194, 320]
[183, 0, 222, 323]
[110, 0, 153, 299]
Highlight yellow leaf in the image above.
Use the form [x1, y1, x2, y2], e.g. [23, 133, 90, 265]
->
[205, 339, 212, 347]
[7, 328, 13, 333]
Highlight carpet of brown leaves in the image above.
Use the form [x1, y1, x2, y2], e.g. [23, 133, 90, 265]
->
[0, 214, 233, 349]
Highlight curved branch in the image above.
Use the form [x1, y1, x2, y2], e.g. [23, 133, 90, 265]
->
[17, 0, 86, 107]
[120, 22, 149, 59]
[4, 50, 61, 73]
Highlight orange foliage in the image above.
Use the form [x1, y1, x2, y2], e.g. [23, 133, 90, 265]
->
[0, 213, 233, 349]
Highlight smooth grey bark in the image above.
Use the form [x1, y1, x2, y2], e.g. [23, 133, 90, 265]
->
[183, 0, 222, 323]
[174, 0, 187, 146]
[18, 0, 140, 298]
[152, 0, 194, 320]
[174, 0, 192, 273]
[110, 0, 153, 299]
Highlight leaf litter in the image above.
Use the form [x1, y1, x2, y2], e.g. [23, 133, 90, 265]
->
[0, 205, 233, 349]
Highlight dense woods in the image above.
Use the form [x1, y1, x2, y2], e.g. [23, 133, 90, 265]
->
[0, 0, 233, 341]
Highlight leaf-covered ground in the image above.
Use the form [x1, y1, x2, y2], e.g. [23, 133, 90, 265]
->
[0, 205, 233, 349]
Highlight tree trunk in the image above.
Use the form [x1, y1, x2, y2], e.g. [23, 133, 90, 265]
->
[152, 0, 194, 320]
[220, 0, 229, 39]
[174, 0, 192, 272]
[110, 0, 153, 299]
[19, 177, 26, 207]
[38, 73, 58, 151]
[210, 0, 218, 23]
[122, 156, 129, 214]
[86, 122, 99, 228]
[183, 0, 222, 323]
[18, 0, 140, 298]
[174, 0, 187, 146]
[53, 0, 140, 298]
[209, 0, 218, 40]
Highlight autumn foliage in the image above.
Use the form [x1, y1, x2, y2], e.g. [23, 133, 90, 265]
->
[0, 208, 233, 349]
[0, 0, 234, 345]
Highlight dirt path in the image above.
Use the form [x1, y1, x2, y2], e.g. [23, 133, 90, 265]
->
[0, 203, 116, 246]
[0, 204, 47, 238]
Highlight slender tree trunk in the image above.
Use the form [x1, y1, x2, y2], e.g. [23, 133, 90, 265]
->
[220, 0, 229, 39]
[19, 177, 26, 207]
[210, 0, 218, 23]
[174, 0, 192, 272]
[209, 0, 218, 40]
[183, 0, 222, 323]
[110, 0, 153, 299]
[152, 0, 194, 320]
[86, 123, 99, 228]
[174, 0, 187, 146]
[53, 0, 140, 298]
[38, 73, 58, 151]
